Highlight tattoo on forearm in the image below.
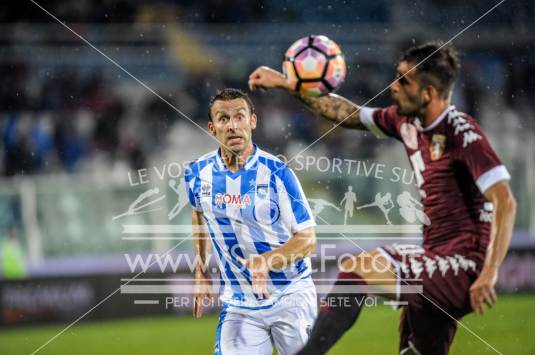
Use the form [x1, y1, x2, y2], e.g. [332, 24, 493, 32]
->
[298, 94, 363, 129]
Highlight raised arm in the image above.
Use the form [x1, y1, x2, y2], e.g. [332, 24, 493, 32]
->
[248, 66, 365, 129]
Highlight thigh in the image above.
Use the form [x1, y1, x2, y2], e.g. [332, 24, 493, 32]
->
[215, 305, 273, 355]
[399, 301, 457, 355]
[270, 282, 318, 355]
[339, 249, 399, 299]
[380, 244, 477, 313]
[379, 244, 479, 354]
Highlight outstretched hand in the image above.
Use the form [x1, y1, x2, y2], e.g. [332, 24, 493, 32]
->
[469, 266, 498, 315]
[193, 272, 213, 318]
[248, 66, 290, 92]
[237, 255, 271, 300]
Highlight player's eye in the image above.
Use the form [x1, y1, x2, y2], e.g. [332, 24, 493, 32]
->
[396, 73, 410, 86]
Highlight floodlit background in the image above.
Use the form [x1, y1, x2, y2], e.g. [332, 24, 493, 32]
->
[0, 1, 534, 354]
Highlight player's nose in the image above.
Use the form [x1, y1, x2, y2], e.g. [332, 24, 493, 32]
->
[227, 118, 238, 131]
[391, 82, 399, 96]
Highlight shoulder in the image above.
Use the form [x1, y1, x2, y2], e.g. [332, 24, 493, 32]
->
[361, 105, 410, 139]
[185, 150, 218, 178]
[256, 148, 300, 183]
[444, 108, 486, 149]
[363, 105, 400, 118]
[257, 149, 288, 172]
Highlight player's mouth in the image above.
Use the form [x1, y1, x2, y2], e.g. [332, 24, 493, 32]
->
[227, 136, 243, 144]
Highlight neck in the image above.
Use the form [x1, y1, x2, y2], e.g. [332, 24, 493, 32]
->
[221, 143, 254, 172]
[422, 100, 451, 128]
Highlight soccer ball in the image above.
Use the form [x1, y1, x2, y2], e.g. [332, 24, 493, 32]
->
[283, 35, 346, 97]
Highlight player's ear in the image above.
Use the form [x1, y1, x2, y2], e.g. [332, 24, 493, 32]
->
[250, 113, 257, 130]
[422, 86, 432, 103]
[427, 85, 440, 102]
[208, 120, 216, 135]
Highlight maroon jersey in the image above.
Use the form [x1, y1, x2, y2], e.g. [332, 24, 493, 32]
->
[361, 105, 510, 263]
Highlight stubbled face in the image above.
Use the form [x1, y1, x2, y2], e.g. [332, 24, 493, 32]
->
[209, 98, 257, 155]
[391, 61, 427, 117]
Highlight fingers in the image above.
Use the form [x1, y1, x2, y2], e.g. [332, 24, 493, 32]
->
[470, 291, 484, 315]
[193, 296, 202, 318]
[488, 287, 498, 305]
[248, 66, 276, 91]
[473, 296, 483, 315]
[194, 293, 215, 318]
[248, 76, 264, 92]
[236, 256, 248, 267]
[248, 78, 256, 91]
[252, 272, 270, 300]
[248, 67, 261, 81]
[193, 274, 214, 318]
[248, 68, 262, 91]
[470, 285, 497, 315]
[237, 255, 270, 299]
[482, 287, 496, 309]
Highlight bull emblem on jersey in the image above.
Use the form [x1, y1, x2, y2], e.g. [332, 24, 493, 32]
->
[430, 134, 446, 161]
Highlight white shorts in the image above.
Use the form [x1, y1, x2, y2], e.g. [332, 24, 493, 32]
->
[214, 278, 317, 355]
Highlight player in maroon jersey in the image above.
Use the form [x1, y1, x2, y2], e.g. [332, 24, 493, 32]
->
[248, 42, 517, 355]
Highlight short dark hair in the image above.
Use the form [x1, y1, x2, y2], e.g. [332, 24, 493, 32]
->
[208, 88, 255, 121]
[400, 41, 460, 99]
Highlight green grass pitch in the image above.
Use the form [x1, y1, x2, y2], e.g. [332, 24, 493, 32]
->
[1, 295, 533, 354]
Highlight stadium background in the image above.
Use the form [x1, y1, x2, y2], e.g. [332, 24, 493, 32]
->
[1, 0, 534, 354]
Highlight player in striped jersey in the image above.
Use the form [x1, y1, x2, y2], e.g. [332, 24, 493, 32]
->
[186, 88, 318, 355]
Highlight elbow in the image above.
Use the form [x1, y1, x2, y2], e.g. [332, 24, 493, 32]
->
[306, 229, 317, 255]
[503, 189, 517, 214]
[297, 227, 317, 257]
[309, 238, 317, 255]
[490, 184, 517, 216]
[497, 191, 517, 224]
[507, 194, 517, 215]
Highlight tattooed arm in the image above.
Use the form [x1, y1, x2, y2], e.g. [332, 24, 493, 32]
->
[297, 94, 364, 129]
[248, 66, 365, 130]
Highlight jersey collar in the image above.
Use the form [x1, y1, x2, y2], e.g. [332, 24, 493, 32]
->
[215, 143, 259, 173]
[420, 105, 456, 132]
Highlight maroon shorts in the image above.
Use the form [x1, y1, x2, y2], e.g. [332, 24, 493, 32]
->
[377, 244, 480, 355]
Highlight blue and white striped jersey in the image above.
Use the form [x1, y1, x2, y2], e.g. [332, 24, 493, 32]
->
[185, 144, 316, 309]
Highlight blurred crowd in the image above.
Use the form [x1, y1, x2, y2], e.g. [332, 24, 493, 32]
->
[1, 62, 133, 175]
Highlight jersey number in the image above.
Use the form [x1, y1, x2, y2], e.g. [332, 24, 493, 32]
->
[409, 151, 426, 197]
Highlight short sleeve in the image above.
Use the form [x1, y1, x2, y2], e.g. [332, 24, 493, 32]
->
[360, 106, 406, 140]
[277, 167, 316, 233]
[453, 120, 511, 194]
[184, 164, 202, 212]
